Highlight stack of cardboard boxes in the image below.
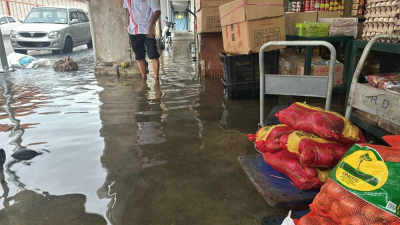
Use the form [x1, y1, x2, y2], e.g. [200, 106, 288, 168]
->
[196, 0, 231, 76]
[196, 0, 346, 85]
[216, 0, 286, 98]
[219, 0, 286, 54]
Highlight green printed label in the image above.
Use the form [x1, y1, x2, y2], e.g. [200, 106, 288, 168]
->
[329, 144, 400, 217]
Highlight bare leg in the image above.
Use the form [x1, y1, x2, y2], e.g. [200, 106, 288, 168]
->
[137, 59, 147, 79]
[152, 58, 159, 80]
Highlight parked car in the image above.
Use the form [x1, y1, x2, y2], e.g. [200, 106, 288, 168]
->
[10, 6, 92, 54]
[0, 15, 21, 35]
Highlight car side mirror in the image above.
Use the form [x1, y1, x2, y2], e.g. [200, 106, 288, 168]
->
[19, 18, 24, 23]
[71, 19, 79, 24]
[0, 22, 5, 25]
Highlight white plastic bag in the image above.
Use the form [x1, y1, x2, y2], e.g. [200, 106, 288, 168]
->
[7, 52, 51, 69]
[26, 58, 51, 68]
[281, 211, 296, 225]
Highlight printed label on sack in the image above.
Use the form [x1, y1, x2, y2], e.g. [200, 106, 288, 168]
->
[335, 149, 388, 191]
[330, 144, 400, 217]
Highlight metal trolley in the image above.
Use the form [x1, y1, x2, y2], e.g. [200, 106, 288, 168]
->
[236, 41, 338, 208]
[258, 41, 337, 127]
[345, 34, 400, 137]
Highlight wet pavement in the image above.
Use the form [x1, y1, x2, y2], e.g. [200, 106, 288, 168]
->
[0, 39, 306, 225]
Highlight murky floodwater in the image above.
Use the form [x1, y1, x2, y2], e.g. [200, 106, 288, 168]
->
[0, 41, 304, 225]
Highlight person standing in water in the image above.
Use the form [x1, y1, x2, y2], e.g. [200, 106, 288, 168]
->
[124, 0, 161, 80]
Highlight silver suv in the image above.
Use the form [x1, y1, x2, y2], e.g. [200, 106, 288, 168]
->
[10, 7, 92, 54]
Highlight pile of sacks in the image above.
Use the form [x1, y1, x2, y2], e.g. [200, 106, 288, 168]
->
[248, 102, 366, 190]
[284, 139, 400, 225]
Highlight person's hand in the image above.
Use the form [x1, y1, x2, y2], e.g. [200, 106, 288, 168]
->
[146, 26, 155, 39]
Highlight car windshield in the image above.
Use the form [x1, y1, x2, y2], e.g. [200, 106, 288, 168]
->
[24, 8, 68, 24]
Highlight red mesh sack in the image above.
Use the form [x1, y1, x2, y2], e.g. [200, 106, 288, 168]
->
[248, 124, 294, 153]
[280, 131, 349, 168]
[262, 150, 330, 190]
[275, 102, 366, 144]
[298, 143, 400, 225]
[297, 211, 337, 225]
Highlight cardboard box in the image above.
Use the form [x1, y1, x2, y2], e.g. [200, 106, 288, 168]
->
[219, 0, 286, 54]
[281, 55, 323, 75]
[222, 17, 285, 54]
[318, 11, 341, 19]
[278, 48, 298, 74]
[219, 0, 284, 27]
[285, 12, 317, 35]
[196, 7, 222, 33]
[196, 0, 232, 12]
[285, 11, 340, 35]
[296, 63, 344, 86]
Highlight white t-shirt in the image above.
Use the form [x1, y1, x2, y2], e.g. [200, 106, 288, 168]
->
[123, 0, 161, 35]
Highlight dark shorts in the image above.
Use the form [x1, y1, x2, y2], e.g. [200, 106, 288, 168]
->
[130, 34, 160, 60]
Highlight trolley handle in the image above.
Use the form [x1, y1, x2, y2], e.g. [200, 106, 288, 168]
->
[345, 34, 400, 119]
[258, 41, 337, 127]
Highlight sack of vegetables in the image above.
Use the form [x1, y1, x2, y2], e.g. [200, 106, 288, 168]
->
[263, 149, 330, 190]
[247, 124, 294, 154]
[297, 143, 400, 225]
[280, 131, 349, 168]
[275, 102, 366, 145]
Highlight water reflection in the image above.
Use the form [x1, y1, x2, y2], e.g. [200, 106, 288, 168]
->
[0, 49, 110, 224]
[0, 41, 296, 225]
[0, 190, 106, 224]
[135, 79, 165, 146]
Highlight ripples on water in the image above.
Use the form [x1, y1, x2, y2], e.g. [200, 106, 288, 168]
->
[0, 42, 286, 225]
[0, 49, 109, 223]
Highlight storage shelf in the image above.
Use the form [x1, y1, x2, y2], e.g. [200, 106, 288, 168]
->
[286, 35, 354, 42]
[285, 35, 354, 93]
[352, 40, 400, 54]
[346, 40, 400, 139]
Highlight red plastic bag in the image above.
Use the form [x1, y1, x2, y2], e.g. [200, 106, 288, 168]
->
[275, 102, 366, 144]
[280, 131, 349, 168]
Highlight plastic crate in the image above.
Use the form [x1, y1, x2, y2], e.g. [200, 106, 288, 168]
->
[220, 50, 280, 83]
[221, 79, 259, 99]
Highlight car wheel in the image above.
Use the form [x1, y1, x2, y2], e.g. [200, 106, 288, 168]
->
[52, 50, 61, 55]
[87, 38, 93, 49]
[62, 36, 73, 54]
[14, 49, 27, 54]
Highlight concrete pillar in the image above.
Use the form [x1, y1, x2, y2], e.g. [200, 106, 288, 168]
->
[89, 0, 145, 76]
[160, 0, 168, 29]
[189, 0, 195, 31]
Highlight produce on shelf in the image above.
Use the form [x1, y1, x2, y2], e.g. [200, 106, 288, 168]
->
[288, 0, 345, 13]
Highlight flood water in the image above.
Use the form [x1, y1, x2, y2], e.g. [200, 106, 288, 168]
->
[0, 40, 304, 225]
